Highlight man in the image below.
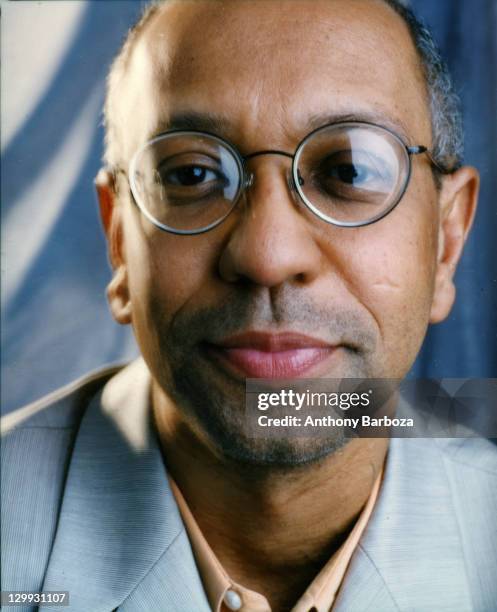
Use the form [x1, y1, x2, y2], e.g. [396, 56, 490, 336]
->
[2, 1, 496, 611]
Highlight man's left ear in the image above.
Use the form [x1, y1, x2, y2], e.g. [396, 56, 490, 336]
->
[429, 166, 479, 323]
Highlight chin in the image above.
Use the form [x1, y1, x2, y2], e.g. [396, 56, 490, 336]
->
[168, 364, 349, 468]
[208, 428, 350, 470]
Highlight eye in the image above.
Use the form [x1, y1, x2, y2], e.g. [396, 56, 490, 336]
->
[162, 164, 221, 187]
[152, 152, 233, 207]
[311, 149, 394, 199]
[155, 152, 231, 193]
[326, 162, 373, 186]
[319, 152, 388, 187]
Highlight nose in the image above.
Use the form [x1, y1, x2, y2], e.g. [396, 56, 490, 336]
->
[218, 160, 322, 287]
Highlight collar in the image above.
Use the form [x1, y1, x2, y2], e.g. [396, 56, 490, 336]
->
[171, 471, 382, 612]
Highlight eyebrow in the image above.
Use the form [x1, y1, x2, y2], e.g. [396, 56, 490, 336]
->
[158, 108, 414, 146]
[161, 112, 231, 134]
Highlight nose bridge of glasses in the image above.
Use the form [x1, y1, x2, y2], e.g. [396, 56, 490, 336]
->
[242, 149, 296, 191]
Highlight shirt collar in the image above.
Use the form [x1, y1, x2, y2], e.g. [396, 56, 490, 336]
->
[170, 467, 383, 612]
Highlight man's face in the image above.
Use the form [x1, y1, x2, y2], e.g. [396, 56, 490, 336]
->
[108, 0, 457, 463]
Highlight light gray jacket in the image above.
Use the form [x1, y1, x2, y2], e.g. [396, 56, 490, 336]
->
[2, 360, 497, 611]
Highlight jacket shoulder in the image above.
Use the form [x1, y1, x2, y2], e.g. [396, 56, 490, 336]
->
[1, 364, 124, 434]
[1, 364, 125, 597]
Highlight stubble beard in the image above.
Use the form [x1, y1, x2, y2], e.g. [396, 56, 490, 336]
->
[156, 288, 378, 469]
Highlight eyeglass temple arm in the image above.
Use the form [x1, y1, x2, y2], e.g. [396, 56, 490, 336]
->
[406, 145, 450, 174]
[107, 167, 141, 206]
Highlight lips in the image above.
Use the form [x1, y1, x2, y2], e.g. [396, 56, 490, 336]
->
[204, 331, 337, 379]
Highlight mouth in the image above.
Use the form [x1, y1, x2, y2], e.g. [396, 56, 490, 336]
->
[203, 331, 339, 379]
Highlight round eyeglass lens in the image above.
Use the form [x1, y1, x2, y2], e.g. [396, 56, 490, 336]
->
[129, 132, 243, 234]
[294, 124, 410, 226]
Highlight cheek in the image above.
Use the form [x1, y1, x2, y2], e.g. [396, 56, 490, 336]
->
[362, 222, 436, 304]
[122, 204, 219, 348]
[330, 185, 439, 374]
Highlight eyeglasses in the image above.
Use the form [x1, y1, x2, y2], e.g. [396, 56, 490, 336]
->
[125, 121, 445, 235]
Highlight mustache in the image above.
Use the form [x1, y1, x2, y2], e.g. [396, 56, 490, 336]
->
[168, 287, 377, 353]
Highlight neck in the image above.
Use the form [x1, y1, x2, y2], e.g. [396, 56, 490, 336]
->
[153, 385, 387, 609]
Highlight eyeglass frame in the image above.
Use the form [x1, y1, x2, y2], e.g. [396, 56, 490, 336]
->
[116, 120, 449, 235]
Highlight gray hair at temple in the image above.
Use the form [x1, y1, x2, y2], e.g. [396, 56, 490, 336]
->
[103, 0, 464, 176]
[384, 0, 464, 172]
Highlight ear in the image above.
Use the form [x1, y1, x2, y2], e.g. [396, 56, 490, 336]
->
[429, 166, 479, 324]
[95, 169, 132, 325]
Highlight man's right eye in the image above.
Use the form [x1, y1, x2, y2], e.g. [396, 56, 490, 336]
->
[161, 165, 220, 187]
[151, 157, 232, 206]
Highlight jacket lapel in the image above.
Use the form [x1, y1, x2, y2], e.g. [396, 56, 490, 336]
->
[332, 546, 399, 611]
[41, 360, 210, 612]
[335, 437, 473, 611]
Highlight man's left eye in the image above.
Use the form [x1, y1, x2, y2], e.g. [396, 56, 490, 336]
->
[312, 150, 392, 197]
[326, 162, 376, 186]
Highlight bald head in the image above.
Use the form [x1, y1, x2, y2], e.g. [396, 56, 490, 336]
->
[103, 0, 462, 175]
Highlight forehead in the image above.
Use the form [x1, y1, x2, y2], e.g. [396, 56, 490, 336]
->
[122, 0, 430, 154]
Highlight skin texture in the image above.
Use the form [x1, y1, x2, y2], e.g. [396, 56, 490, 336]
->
[97, 0, 479, 608]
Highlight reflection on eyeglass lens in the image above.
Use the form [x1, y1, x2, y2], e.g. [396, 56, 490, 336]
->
[304, 148, 395, 205]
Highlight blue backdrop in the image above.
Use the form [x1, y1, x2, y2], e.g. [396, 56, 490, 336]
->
[2, 0, 496, 414]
